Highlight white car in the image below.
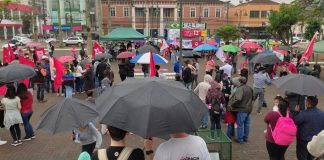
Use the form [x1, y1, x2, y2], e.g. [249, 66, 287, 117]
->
[12, 36, 32, 46]
[63, 37, 85, 46]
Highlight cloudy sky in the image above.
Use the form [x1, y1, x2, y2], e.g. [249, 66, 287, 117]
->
[226, 0, 294, 5]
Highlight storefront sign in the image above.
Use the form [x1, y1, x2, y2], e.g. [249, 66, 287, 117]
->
[167, 21, 206, 29]
[182, 29, 201, 38]
[201, 30, 207, 37]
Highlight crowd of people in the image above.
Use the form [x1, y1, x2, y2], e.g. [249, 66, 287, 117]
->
[0, 40, 323, 160]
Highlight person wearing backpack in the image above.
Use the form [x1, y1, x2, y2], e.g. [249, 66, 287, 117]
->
[92, 125, 144, 160]
[294, 96, 324, 160]
[264, 99, 296, 160]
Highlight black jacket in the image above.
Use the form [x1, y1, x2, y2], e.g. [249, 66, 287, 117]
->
[182, 67, 192, 83]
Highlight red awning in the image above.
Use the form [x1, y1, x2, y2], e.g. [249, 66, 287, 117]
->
[5, 3, 33, 12]
[0, 24, 22, 27]
[72, 26, 82, 31]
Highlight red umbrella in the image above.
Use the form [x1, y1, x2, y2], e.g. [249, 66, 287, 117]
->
[117, 51, 135, 59]
[26, 42, 43, 48]
[241, 41, 260, 50]
[206, 40, 218, 46]
[58, 55, 75, 63]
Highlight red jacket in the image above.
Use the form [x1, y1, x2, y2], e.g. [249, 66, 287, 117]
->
[20, 92, 33, 113]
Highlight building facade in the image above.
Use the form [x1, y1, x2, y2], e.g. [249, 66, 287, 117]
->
[227, 0, 280, 39]
[0, 0, 33, 39]
[101, 0, 227, 37]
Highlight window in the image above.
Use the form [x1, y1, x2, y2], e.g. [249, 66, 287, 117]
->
[216, 8, 221, 18]
[190, 8, 196, 18]
[164, 8, 172, 18]
[203, 8, 209, 17]
[135, 8, 144, 17]
[261, 11, 268, 18]
[124, 7, 129, 17]
[250, 10, 260, 18]
[110, 7, 116, 17]
[149, 8, 158, 17]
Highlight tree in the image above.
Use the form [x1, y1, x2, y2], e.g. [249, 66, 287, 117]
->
[0, 0, 11, 23]
[294, 0, 324, 19]
[57, 0, 63, 47]
[267, 4, 302, 46]
[215, 24, 241, 43]
[305, 19, 322, 40]
[85, 0, 93, 55]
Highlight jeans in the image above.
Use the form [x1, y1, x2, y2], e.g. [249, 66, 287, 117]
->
[236, 112, 250, 143]
[75, 77, 84, 93]
[36, 84, 45, 101]
[9, 124, 21, 141]
[44, 78, 51, 93]
[192, 75, 198, 88]
[21, 112, 34, 138]
[65, 85, 73, 98]
[253, 88, 265, 113]
[266, 141, 288, 160]
[227, 123, 235, 139]
[297, 139, 314, 160]
[249, 61, 254, 75]
[184, 82, 192, 90]
[210, 113, 221, 130]
[200, 114, 208, 127]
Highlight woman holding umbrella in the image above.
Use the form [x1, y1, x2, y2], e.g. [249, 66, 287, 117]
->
[1, 85, 23, 146]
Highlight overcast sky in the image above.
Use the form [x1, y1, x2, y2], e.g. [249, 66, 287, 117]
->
[225, 0, 294, 5]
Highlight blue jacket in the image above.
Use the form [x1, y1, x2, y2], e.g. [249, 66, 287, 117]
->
[173, 61, 180, 73]
[294, 107, 324, 141]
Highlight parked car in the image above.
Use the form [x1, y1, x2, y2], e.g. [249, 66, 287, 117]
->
[16, 34, 32, 38]
[9, 39, 19, 45]
[12, 36, 32, 46]
[63, 37, 85, 46]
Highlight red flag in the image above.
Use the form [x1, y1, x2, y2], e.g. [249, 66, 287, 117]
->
[149, 50, 156, 77]
[192, 40, 203, 48]
[299, 33, 317, 64]
[53, 57, 64, 92]
[92, 41, 104, 59]
[35, 48, 46, 61]
[19, 55, 35, 68]
[2, 48, 10, 64]
[8, 43, 15, 62]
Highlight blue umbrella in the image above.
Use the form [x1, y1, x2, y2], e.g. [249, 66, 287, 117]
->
[193, 44, 218, 52]
[130, 52, 168, 64]
[166, 39, 174, 44]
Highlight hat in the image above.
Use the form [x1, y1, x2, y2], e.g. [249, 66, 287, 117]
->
[78, 152, 91, 160]
[84, 63, 91, 69]
[307, 130, 324, 158]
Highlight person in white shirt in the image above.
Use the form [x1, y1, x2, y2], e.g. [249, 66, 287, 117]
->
[74, 61, 86, 94]
[192, 58, 200, 88]
[144, 133, 211, 160]
[220, 61, 233, 78]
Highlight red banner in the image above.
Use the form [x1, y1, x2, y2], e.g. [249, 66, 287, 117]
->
[191, 40, 203, 48]
[182, 29, 201, 38]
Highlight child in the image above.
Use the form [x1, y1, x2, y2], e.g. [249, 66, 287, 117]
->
[273, 95, 283, 112]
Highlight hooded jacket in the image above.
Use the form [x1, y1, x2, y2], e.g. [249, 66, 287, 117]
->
[194, 75, 212, 102]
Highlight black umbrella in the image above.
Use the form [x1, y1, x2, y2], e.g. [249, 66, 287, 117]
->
[94, 53, 113, 61]
[80, 59, 91, 67]
[36, 98, 98, 134]
[175, 50, 202, 58]
[0, 63, 36, 83]
[95, 78, 208, 138]
[273, 74, 324, 96]
[137, 45, 158, 53]
[251, 53, 281, 64]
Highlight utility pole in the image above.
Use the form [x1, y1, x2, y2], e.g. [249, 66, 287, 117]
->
[32, 0, 38, 41]
[57, 0, 63, 47]
[85, 0, 93, 55]
[179, 0, 183, 66]
[107, 0, 111, 33]
[96, 0, 103, 36]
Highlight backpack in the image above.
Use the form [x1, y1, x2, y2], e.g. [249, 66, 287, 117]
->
[210, 97, 222, 115]
[270, 112, 297, 146]
[98, 147, 134, 160]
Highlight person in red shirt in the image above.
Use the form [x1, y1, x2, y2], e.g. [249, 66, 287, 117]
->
[286, 59, 297, 74]
[17, 83, 35, 141]
[264, 99, 291, 160]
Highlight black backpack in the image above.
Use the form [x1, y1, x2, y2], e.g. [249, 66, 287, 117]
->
[210, 97, 222, 115]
